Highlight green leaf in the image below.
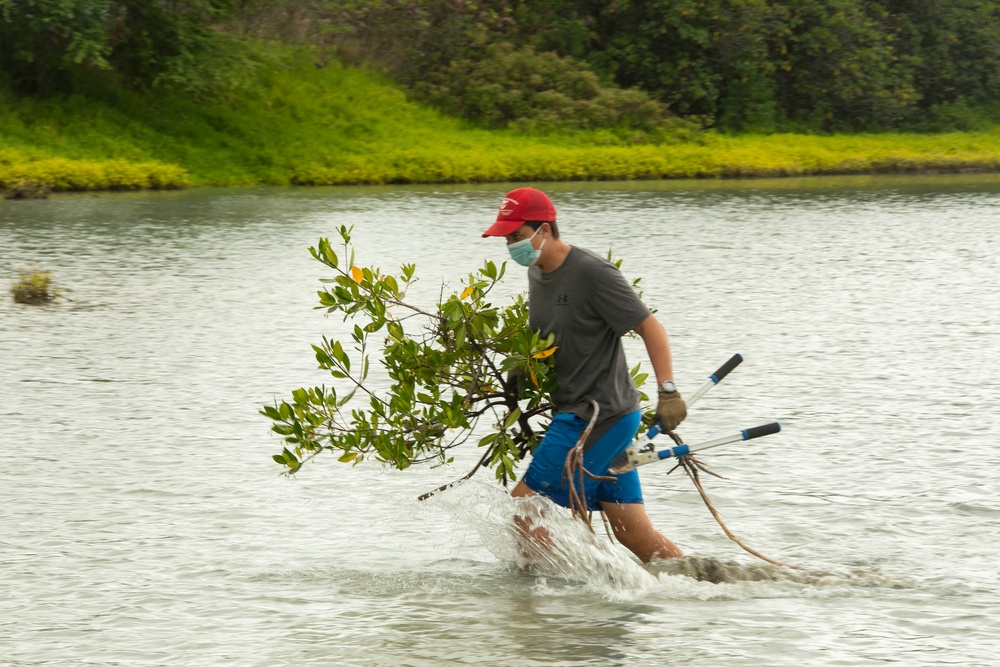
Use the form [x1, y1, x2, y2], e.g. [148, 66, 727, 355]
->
[332, 340, 350, 372]
[337, 388, 357, 407]
[384, 274, 399, 295]
[322, 240, 338, 267]
[503, 408, 521, 429]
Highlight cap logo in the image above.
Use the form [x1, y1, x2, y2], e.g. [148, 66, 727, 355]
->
[498, 196, 519, 216]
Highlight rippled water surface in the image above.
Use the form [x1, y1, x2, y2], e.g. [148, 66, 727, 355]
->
[2, 176, 999, 666]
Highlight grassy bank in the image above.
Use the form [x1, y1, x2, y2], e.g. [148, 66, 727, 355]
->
[2, 51, 1000, 192]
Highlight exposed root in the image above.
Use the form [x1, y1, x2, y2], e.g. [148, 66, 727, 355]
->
[561, 397, 616, 530]
[664, 430, 797, 569]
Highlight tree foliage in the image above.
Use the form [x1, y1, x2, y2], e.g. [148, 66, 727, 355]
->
[0, 0, 255, 97]
[264, 226, 554, 483]
[300, 0, 1000, 132]
[262, 226, 648, 483]
[4, 0, 999, 130]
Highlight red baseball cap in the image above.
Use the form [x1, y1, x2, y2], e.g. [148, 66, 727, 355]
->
[482, 187, 557, 237]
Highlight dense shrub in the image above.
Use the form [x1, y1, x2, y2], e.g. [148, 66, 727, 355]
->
[410, 44, 697, 140]
[0, 158, 189, 191]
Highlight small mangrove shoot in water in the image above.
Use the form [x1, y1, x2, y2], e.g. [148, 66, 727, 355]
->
[10, 265, 63, 304]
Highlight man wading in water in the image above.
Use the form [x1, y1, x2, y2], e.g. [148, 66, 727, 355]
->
[482, 187, 686, 563]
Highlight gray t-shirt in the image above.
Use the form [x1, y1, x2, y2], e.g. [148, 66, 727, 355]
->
[528, 246, 651, 427]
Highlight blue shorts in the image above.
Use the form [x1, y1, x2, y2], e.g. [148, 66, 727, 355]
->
[522, 410, 644, 512]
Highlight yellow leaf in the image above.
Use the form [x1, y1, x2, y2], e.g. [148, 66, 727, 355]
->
[351, 266, 363, 283]
[531, 346, 558, 359]
[528, 368, 539, 387]
[460, 286, 473, 300]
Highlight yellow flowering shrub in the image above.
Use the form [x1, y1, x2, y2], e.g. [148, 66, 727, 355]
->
[0, 159, 189, 192]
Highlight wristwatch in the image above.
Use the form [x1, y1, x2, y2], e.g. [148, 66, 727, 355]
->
[657, 380, 677, 394]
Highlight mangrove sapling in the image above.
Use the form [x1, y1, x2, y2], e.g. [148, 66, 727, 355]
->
[262, 224, 591, 486]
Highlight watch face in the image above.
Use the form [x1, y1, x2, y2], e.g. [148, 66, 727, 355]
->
[660, 381, 676, 393]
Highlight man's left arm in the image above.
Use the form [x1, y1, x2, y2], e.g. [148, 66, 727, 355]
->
[634, 314, 687, 431]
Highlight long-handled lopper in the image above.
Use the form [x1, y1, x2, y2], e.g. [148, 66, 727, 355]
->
[608, 353, 781, 474]
[608, 422, 781, 474]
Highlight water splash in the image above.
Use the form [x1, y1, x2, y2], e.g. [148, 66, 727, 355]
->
[427, 481, 657, 595]
[428, 481, 916, 598]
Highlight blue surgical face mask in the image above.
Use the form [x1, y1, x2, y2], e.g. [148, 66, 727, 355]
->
[508, 228, 546, 267]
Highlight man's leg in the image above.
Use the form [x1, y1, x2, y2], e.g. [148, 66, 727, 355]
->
[600, 501, 683, 562]
[510, 481, 554, 562]
[509, 414, 586, 561]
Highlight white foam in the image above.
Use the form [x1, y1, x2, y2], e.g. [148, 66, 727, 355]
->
[427, 481, 657, 597]
[427, 480, 916, 601]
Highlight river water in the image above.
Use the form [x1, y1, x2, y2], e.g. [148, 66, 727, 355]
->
[2, 175, 999, 666]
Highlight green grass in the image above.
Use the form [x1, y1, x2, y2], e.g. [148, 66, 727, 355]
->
[2, 47, 1000, 192]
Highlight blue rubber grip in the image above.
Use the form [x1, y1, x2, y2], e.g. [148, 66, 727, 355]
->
[741, 422, 782, 440]
[710, 353, 743, 384]
[659, 444, 690, 460]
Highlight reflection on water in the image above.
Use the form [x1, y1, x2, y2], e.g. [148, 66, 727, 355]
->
[2, 175, 999, 666]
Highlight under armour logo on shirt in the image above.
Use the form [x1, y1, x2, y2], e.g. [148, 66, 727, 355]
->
[557, 295, 569, 306]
